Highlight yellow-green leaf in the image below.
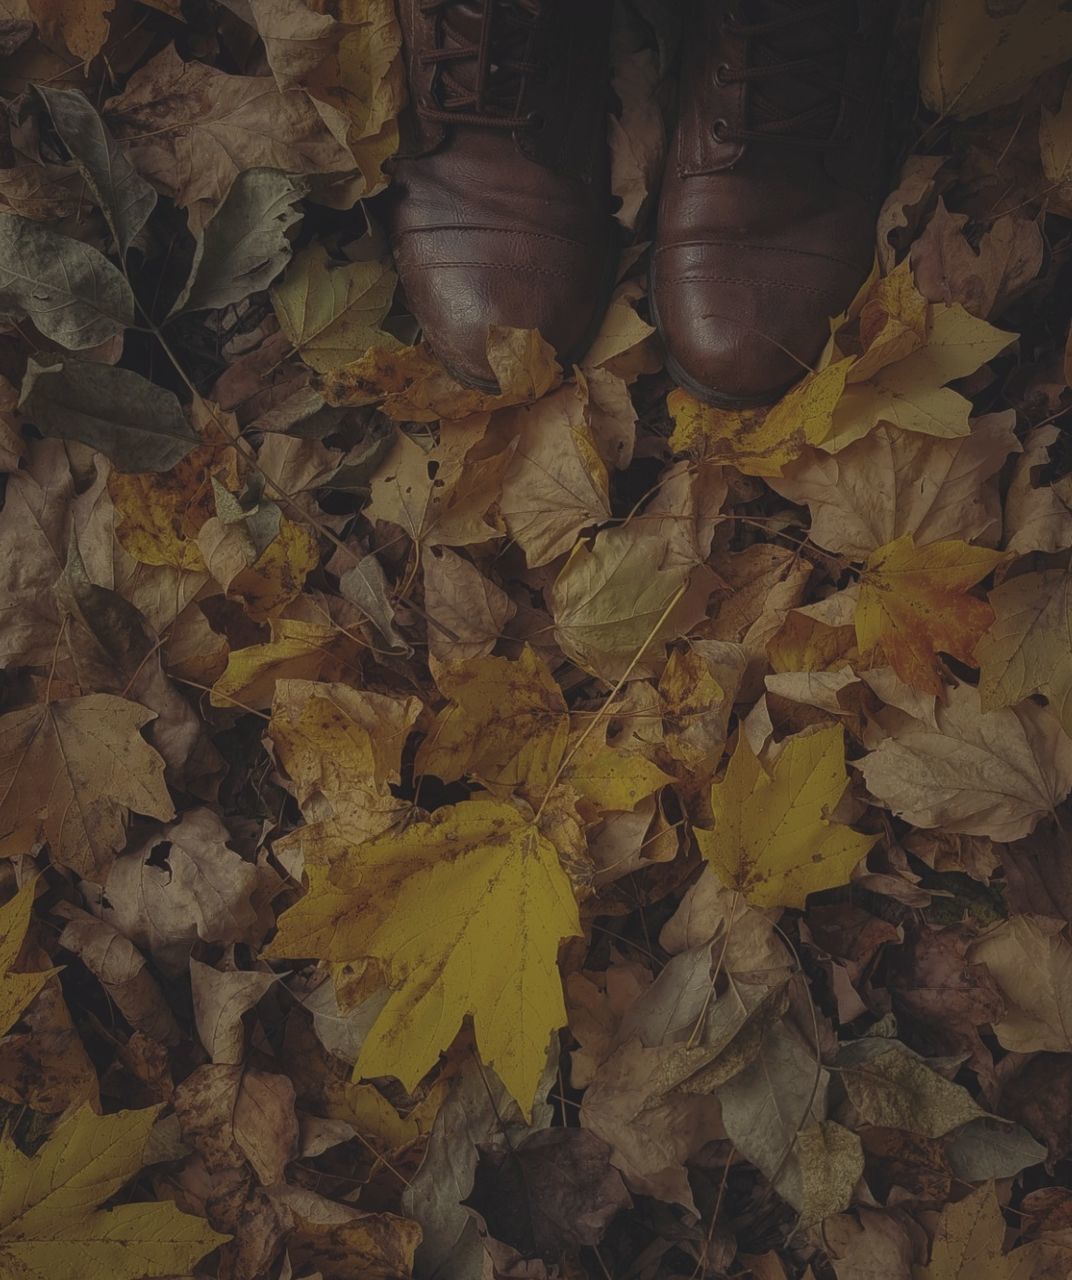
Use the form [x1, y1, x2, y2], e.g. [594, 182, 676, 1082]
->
[696, 725, 876, 908]
[272, 245, 398, 373]
[0, 1105, 228, 1280]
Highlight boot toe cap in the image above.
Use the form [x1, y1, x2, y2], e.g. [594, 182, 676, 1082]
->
[393, 230, 612, 390]
[653, 250, 862, 406]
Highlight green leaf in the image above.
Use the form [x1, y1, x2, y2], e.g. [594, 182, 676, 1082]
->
[35, 85, 156, 260]
[19, 359, 199, 472]
[174, 167, 306, 314]
[0, 213, 133, 349]
[272, 242, 398, 371]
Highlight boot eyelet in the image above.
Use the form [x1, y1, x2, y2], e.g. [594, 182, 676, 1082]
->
[526, 110, 545, 129]
[712, 118, 730, 141]
[713, 62, 731, 87]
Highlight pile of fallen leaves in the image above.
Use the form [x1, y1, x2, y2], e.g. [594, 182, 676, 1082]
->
[2, 0, 1072, 1277]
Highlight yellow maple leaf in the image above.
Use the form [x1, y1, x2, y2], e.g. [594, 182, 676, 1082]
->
[268, 798, 581, 1113]
[0, 881, 55, 1039]
[0, 694, 175, 880]
[312, 0, 406, 197]
[828, 274, 1014, 451]
[977, 568, 1072, 735]
[415, 646, 568, 800]
[667, 359, 854, 476]
[696, 725, 877, 909]
[0, 1105, 228, 1280]
[856, 535, 1005, 693]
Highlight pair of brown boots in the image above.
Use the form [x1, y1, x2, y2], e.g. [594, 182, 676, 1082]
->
[386, 0, 894, 407]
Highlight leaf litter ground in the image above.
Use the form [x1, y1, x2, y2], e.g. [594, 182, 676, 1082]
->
[1, 1, 1072, 1279]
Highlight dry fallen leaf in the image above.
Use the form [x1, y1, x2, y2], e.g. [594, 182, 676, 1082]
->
[0, 1105, 227, 1280]
[855, 535, 1004, 693]
[0, 7, 1069, 1274]
[858, 683, 1072, 842]
[0, 694, 174, 880]
[977, 568, 1072, 735]
[269, 798, 581, 1114]
[696, 724, 877, 909]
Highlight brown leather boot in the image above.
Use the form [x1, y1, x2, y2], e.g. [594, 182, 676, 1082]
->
[386, 1, 615, 390]
[652, 0, 895, 406]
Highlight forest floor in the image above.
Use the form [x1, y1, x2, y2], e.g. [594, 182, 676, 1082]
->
[2, 2, 1072, 1279]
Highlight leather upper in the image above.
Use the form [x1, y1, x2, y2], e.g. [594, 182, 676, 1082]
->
[653, 0, 895, 404]
[386, 0, 616, 388]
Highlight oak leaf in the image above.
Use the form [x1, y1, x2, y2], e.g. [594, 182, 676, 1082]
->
[855, 535, 1004, 693]
[857, 683, 1072, 842]
[0, 693, 174, 880]
[0, 1105, 227, 1280]
[977, 568, 1072, 735]
[268, 798, 582, 1113]
[696, 725, 877, 909]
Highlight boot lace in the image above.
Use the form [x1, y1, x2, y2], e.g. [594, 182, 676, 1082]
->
[417, 0, 546, 130]
[713, 0, 861, 149]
